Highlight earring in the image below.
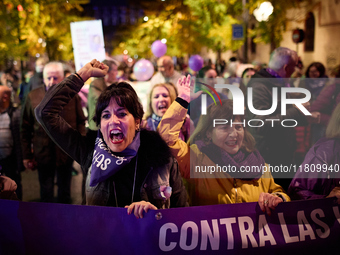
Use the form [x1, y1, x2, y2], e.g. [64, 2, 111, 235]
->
[136, 124, 140, 132]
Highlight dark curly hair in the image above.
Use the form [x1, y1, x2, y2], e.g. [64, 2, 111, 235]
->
[305, 62, 326, 78]
[94, 81, 144, 126]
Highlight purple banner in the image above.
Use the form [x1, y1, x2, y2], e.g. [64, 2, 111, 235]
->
[0, 198, 339, 254]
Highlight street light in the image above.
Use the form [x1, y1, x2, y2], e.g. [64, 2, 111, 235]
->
[253, 1, 274, 22]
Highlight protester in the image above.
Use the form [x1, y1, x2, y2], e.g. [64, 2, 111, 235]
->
[288, 103, 340, 203]
[87, 59, 118, 141]
[20, 58, 48, 105]
[1, 67, 20, 106]
[301, 62, 328, 101]
[299, 62, 328, 144]
[158, 75, 289, 215]
[26, 57, 48, 92]
[0, 175, 18, 200]
[19, 70, 34, 103]
[310, 64, 340, 125]
[290, 58, 304, 88]
[35, 59, 187, 218]
[239, 67, 256, 95]
[204, 68, 218, 80]
[150, 56, 184, 88]
[143, 82, 193, 142]
[309, 64, 340, 144]
[197, 59, 213, 78]
[241, 67, 256, 87]
[245, 47, 318, 191]
[224, 57, 239, 79]
[215, 59, 226, 76]
[21, 61, 86, 203]
[0, 86, 23, 200]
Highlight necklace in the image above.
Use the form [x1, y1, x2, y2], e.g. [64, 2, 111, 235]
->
[112, 154, 138, 207]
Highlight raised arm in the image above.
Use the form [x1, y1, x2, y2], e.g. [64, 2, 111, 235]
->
[158, 75, 201, 178]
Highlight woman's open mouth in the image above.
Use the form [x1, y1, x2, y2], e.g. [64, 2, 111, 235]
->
[110, 129, 124, 143]
[158, 104, 168, 113]
[225, 140, 237, 146]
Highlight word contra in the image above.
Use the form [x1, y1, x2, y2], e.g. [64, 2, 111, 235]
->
[158, 207, 337, 252]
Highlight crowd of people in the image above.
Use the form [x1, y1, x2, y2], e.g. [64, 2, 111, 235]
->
[1, 46, 340, 219]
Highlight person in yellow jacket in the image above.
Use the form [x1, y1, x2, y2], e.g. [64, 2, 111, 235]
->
[158, 75, 290, 215]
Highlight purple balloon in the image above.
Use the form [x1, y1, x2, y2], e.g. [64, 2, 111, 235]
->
[151, 40, 167, 58]
[189, 55, 204, 72]
[133, 59, 155, 81]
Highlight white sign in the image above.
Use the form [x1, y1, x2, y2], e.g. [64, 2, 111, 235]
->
[70, 20, 106, 71]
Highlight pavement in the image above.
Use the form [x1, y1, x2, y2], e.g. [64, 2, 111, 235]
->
[20, 161, 83, 205]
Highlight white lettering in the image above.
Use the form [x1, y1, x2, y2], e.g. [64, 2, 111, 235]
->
[179, 221, 199, 250]
[100, 158, 111, 170]
[238, 216, 258, 249]
[200, 220, 220, 250]
[220, 218, 236, 250]
[213, 119, 228, 127]
[248, 87, 278, 116]
[281, 88, 311, 115]
[311, 209, 330, 239]
[248, 119, 264, 127]
[215, 84, 244, 114]
[201, 94, 207, 115]
[278, 213, 299, 243]
[265, 119, 280, 127]
[230, 119, 246, 127]
[281, 119, 298, 127]
[258, 215, 276, 247]
[200, 85, 311, 117]
[297, 210, 316, 241]
[213, 119, 297, 128]
[94, 154, 105, 167]
[159, 223, 178, 252]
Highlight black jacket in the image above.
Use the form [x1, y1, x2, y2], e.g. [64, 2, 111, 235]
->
[1, 105, 24, 174]
[21, 86, 86, 166]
